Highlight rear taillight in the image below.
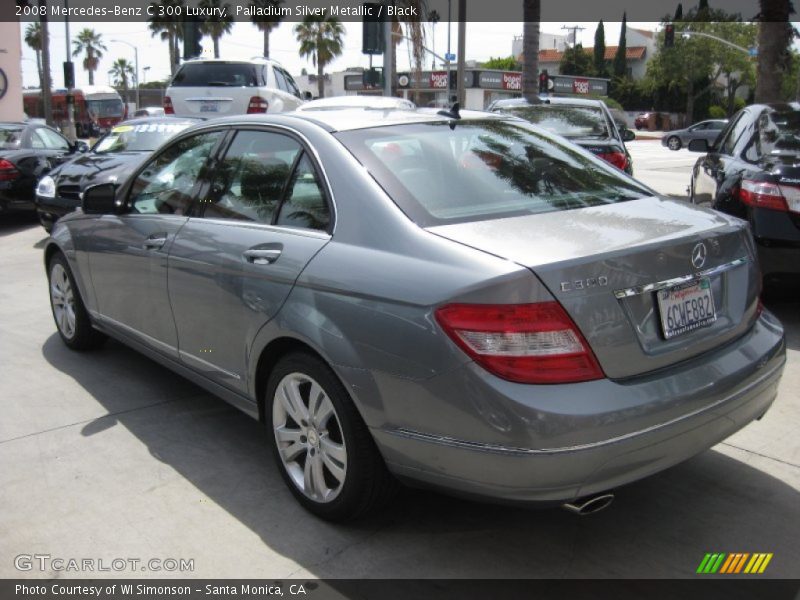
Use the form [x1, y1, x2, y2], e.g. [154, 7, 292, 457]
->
[435, 302, 604, 384]
[0, 158, 20, 181]
[598, 151, 628, 171]
[247, 96, 269, 114]
[163, 96, 174, 115]
[738, 179, 791, 212]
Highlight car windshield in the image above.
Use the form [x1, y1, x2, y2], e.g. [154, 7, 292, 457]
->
[93, 121, 194, 154]
[758, 111, 800, 154]
[0, 125, 24, 149]
[336, 119, 650, 227]
[87, 99, 124, 118]
[497, 105, 610, 139]
[172, 63, 258, 87]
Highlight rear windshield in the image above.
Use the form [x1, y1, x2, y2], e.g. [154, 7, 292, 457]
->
[93, 121, 194, 154]
[336, 120, 649, 227]
[497, 105, 610, 139]
[0, 125, 24, 149]
[172, 63, 259, 87]
[87, 99, 124, 118]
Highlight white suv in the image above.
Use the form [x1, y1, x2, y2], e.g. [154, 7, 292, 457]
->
[164, 58, 306, 117]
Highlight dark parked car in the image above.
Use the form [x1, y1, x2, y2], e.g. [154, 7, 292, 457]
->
[662, 119, 728, 151]
[689, 103, 800, 280]
[0, 122, 87, 217]
[35, 116, 198, 231]
[489, 97, 635, 175]
[45, 108, 784, 521]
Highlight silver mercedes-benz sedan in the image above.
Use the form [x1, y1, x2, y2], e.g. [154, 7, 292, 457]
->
[44, 107, 786, 521]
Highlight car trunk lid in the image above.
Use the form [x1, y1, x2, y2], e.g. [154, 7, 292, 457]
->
[427, 197, 760, 379]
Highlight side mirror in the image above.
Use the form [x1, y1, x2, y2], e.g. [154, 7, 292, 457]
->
[303, 91, 313, 101]
[688, 138, 710, 153]
[82, 183, 122, 215]
[622, 128, 636, 142]
[73, 140, 90, 153]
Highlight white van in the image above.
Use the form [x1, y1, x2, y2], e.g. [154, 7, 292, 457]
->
[164, 58, 305, 117]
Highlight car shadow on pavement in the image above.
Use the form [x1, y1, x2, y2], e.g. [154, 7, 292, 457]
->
[0, 213, 39, 238]
[41, 333, 800, 579]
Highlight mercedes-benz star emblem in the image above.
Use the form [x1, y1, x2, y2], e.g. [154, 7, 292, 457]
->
[691, 242, 707, 270]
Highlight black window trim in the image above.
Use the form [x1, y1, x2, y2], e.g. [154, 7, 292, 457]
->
[194, 125, 335, 235]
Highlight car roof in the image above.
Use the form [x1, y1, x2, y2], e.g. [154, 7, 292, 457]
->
[745, 102, 800, 113]
[116, 116, 202, 126]
[179, 57, 283, 67]
[196, 107, 513, 133]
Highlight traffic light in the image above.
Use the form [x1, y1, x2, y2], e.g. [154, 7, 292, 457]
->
[362, 3, 384, 54]
[665, 23, 675, 48]
[183, 18, 203, 60]
[539, 70, 549, 94]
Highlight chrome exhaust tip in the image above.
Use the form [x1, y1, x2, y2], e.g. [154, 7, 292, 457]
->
[562, 492, 615, 516]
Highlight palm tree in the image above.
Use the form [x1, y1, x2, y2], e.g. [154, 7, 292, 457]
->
[522, 0, 541, 102]
[294, 16, 345, 98]
[24, 23, 44, 90]
[72, 28, 107, 86]
[199, 0, 233, 58]
[110, 58, 135, 94]
[148, 0, 184, 75]
[387, 1, 426, 96]
[249, 0, 284, 58]
[755, 0, 793, 102]
[38, 0, 54, 126]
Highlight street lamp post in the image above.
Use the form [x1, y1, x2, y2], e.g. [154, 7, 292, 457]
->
[63, 0, 76, 142]
[143, 66, 151, 85]
[110, 39, 140, 110]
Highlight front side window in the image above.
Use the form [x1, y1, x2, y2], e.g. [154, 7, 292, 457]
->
[204, 130, 301, 223]
[35, 128, 70, 151]
[719, 112, 748, 155]
[337, 120, 650, 227]
[128, 131, 224, 215]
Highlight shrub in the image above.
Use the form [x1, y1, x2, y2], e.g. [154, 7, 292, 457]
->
[708, 105, 726, 119]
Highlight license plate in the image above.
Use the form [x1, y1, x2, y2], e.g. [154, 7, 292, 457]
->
[657, 278, 716, 339]
[199, 102, 219, 113]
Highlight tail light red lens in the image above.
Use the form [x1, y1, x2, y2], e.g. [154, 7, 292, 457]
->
[163, 96, 174, 115]
[738, 179, 791, 212]
[435, 302, 604, 384]
[247, 96, 269, 114]
[597, 151, 628, 171]
[0, 158, 20, 181]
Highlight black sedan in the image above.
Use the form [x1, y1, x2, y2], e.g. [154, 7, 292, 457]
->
[689, 103, 800, 280]
[35, 117, 198, 231]
[489, 97, 635, 175]
[0, 122, 88, 217]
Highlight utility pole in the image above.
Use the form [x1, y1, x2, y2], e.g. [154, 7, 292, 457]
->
[63, 0, 76, 142]
[383, 1, 393, 96]
[561, 25, 586, 47]
[39, 0, 53, 127]
[456, 0, 466, 105]
[111, 40, 140, 110]
[446, 0, 452, 102]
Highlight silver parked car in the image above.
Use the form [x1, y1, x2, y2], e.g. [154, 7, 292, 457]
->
[662, 119, 729, 151]
[44, 108, 785, 521]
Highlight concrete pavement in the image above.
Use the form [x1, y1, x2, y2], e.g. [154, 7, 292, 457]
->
[0, 206, 798, 579]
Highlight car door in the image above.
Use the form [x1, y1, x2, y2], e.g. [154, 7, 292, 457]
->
[693, 111, 750, 206]
[86, 129, 226, 357]
[167, 128, 332, 394]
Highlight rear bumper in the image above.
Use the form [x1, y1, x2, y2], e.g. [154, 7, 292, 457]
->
[363, 310, 785, 504]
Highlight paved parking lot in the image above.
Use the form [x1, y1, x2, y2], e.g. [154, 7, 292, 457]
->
[1, 144, 798, 578]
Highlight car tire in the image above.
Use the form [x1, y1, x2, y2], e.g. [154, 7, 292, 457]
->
[667, 136, 681, 151]
[265, 351, 397, 521]
[47, 252, 107, 350]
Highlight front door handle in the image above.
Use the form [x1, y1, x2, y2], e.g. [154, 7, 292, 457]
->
[243, 248, 282, 265]
[143, 233, 168, 250]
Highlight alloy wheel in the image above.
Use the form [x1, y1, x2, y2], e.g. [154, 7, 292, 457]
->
[50, 263, 76, 339]
[272, 372, 348, 503]
[668, 136, 681, 151]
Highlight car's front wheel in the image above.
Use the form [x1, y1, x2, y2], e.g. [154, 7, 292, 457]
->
[667, 136, 682, 151]
[48, 253, 106, 350]
[265, 352, 396, 521]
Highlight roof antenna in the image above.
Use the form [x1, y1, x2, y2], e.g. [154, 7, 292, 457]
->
[438, 101, 461, 129]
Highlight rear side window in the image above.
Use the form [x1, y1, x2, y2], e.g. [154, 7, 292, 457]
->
[171, 63, 259, 87]
[0, 126, 24, 149]
[276, 154, 330, 230]
[337, 120, 649, 227]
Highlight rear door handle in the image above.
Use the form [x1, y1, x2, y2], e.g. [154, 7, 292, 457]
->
[243, 248, 282, 265]
[143, 233, 168, 250]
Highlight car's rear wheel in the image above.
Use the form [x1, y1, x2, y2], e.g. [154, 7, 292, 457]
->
[265, 352, 396, 521]
[667, 136, 681, 151]
[48, 253, 106, 350]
